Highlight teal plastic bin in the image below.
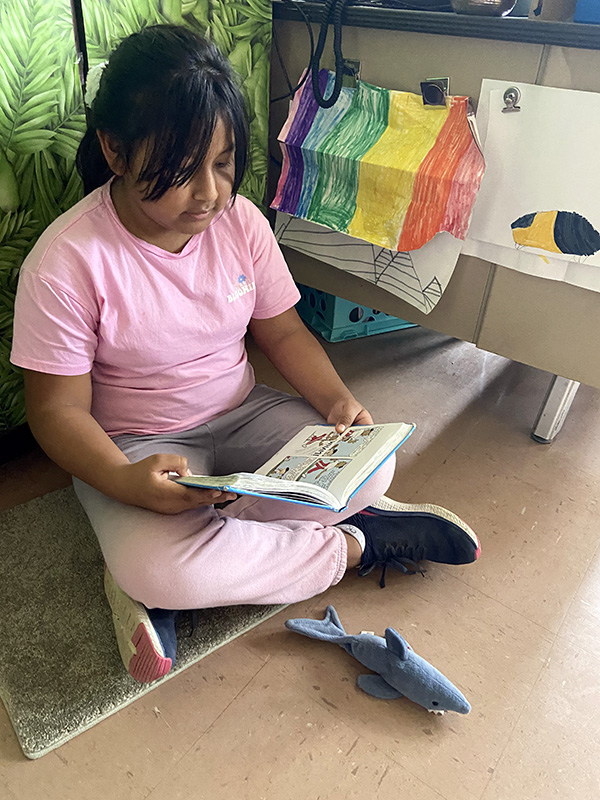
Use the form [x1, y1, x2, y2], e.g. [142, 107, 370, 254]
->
[574, 0, 600, 22]
[295, 284, 417, 343]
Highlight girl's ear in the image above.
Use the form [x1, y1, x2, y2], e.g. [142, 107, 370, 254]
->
[96, 130, 126, 176]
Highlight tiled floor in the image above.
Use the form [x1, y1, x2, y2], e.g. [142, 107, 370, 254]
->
[2, 326, 600, 800]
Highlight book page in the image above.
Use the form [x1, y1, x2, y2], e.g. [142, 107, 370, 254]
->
[256, 423, 413, 503]
[177, 422, 414, 510]
[264, 455, 353, 490]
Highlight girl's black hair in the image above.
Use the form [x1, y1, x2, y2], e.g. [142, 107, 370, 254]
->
[76, 25, 249, 200]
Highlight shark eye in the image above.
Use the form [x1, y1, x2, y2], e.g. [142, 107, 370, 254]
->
[432, 701, 439, 706]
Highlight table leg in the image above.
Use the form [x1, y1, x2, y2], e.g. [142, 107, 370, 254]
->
[531, 375, 580, 444]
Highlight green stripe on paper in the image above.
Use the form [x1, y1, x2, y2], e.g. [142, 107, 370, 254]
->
[307, 81, 390, 232]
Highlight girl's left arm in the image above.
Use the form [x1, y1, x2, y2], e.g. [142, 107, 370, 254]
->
[248, 308, 373, 432]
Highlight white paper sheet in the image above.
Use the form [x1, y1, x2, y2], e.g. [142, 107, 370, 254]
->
[463, 80, 600, 292]
[275, 212, 463, 314]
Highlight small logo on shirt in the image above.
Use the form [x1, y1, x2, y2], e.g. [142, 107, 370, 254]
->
[228, 274, 256, 303]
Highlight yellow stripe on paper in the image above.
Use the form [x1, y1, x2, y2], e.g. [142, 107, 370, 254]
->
[347, 92, 450, 249]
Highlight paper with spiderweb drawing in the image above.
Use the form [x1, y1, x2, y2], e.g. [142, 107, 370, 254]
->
[275, 212, 462, 314]
[463, 80, 600, 293]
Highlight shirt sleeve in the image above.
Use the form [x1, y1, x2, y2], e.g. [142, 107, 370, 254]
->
[245, 203, 301, 319]
[10, 269, 98, 375]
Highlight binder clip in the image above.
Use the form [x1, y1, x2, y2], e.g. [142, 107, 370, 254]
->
[421, 77, 449, 107]
[502, 86, 521, 113]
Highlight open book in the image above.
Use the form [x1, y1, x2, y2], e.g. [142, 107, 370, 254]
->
[174, 422, 415, 512]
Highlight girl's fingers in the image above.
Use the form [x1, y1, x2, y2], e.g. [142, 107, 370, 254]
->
[333, 402, 373, 430]
[355, 408, 374, 425]
[172, 484, 237, 507]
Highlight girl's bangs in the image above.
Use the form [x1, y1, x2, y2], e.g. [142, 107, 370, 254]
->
[136, 124, 217, 202]
[135, 82, 228, 201]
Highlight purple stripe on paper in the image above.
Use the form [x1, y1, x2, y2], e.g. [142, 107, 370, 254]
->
[288, 69, 329, 142]
[278, 70, 330, 213]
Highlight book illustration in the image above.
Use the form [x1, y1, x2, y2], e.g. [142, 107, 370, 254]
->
[511, 211, 600, 260]
[321, 426, 383, 458]
[265, 455, 313, 481]
[297, 425, 385, 459]
[266, 454, 352, 489]
[300, 430, 341, 452]
[296, 458, 352, 490]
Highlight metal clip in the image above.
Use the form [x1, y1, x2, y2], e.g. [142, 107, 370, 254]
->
[342, 58, 361, 88]
[502, 86, 521, 113]
[421, 77, 449, 107]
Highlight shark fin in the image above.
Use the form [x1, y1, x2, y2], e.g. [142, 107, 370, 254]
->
[357, 674, 404, 700]
[385, 628, 411, 660]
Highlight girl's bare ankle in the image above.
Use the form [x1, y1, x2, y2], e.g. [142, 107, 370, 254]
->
[343, 532, 362, 569]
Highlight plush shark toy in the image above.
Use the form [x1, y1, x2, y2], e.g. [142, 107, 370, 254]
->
[285, 605, 470, 715]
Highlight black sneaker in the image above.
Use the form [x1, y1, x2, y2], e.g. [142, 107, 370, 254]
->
[343, 496, 480, 588]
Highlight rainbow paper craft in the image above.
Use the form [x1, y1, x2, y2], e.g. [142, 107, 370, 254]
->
[271, 70, 485, 252]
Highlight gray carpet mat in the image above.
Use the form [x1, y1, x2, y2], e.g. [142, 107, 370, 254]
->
[0, 487, 283, 759]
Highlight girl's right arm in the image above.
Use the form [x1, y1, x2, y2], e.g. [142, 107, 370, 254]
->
[23, 370, 234, 514]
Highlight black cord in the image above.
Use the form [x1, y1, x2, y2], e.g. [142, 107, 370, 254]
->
[270, 0, 315, 104]
[310, 0, 353, 109]
[69, 0, 90, 118]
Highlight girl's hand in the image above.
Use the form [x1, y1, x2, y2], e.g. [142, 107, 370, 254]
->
[326, 397, 374, 433]
[109, 454, 237, 515]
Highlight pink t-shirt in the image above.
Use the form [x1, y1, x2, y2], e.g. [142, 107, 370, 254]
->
[10, 182, 300, 436]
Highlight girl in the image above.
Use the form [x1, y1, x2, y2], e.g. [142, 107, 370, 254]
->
[10, 26, 479, 683]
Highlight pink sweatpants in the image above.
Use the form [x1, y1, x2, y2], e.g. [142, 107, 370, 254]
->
[73, 385, 394, 609]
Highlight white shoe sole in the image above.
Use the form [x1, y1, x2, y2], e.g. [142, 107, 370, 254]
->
[104, 568, 172, 683]
[369, 495, 480, 552]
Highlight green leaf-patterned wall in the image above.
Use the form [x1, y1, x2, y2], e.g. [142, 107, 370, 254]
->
[0, 0, 272, 431]
[0, 0, 86, 431]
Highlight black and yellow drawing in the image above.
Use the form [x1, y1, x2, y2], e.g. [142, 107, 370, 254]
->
[511, 210, 600, 257]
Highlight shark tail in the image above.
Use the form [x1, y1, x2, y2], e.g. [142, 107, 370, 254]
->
[285, 605, 353, 644]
